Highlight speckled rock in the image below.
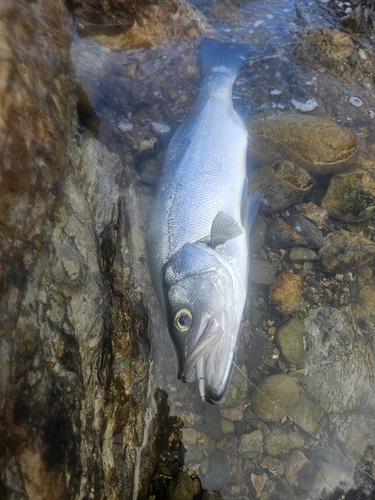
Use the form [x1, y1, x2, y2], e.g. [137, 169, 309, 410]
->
[318, 230, 375, 273]
[220, 418, 235, 435]
[276, 318, 305, 364]
[216, 435, 238, 456]
[167, 471, 194, 500]
[220, 407, 244, 422]
[303, 307, 375, 414]
[248, 115, 356, 176]
[289, 393, 324, 434]
[269, 273, 302, 316]
[251, 473, 268, 499]
[238, 430, 264, 458]
[250, 161, 313, 214]
[183, 427, 198, 445]
[321, 170, 375, 222]
[251, 374, 300, 422]
[264, 431, 290, 457]
[290, 203, 329, 229]
[289, 247, 318, 262]
[250, 259, 277, 285]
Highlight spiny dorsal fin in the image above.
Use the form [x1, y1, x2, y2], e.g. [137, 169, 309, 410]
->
[211, 211, 242, 248]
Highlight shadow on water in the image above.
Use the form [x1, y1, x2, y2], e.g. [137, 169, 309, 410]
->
[71, 0, 375, 498]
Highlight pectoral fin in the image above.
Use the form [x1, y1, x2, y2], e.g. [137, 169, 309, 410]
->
[211, 211, 242, 248]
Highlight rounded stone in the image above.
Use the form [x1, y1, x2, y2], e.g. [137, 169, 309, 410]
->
[238, 430, 264, 458]
[220, 418, 235, 434]
[276, 318, 305, 364]
[167, 471, 194, 500]
[248, 115, 356, 176]
[264, 430, 289, 456]
[289, 247, 318, 263]
[249, 214, 267, 253]
[250, 259, 276, 285]
[321, 170, 375, 222]
[289, 393, 324, 434]
[251, 374, 300, 422]
[269, 273, 302, 316]
[250, 161, 313, 214]
[183, 427, 198, 445]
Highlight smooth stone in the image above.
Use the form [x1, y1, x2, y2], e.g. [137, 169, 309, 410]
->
[283, 214, 325, 248]
[269, 273, 302, 316]
[289, 247, 318, 262]
[276, 318, 305, 364]
[285, 450, 310, 488]
[250, 259, 277, 285]
[220, 418, 235, 434]
[167, 472, 194, 500]
[321, 170, 375, 222]
[183, 427, 198, 445]
[289, 393, 324, 434]
[264, 431, 289, 456]
[248, 114, 356, 176]
[318, 230, 375, 273]
[204, 403, 223, 440]
[251, 374, 299, 422]
[220, 407, 244, 421]
[245, 334, 267, 370]
[238, 430, 264, 458]
[184, 444, 203, 464]
[250, 161, 313, 214]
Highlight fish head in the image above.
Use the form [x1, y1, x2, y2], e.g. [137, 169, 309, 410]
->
[162, 242, 243, 403]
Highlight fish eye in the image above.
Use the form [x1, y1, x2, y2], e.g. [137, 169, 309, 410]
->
[174, 309, 193, 332]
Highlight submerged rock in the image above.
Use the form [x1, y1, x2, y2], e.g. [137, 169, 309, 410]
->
[250, 160, 313, 214]
[266, 218, 308, 248]
[289, 393, 324, 434]
[249, 115, 356, 176]
[238, 430, 264, 458]
[269, 273, 302, 316]
[284, 214, 325, 248]
[276, 318, 305, 364]
[318, 230, 375, 273]
[167, 471, 194, 500]
[289, 247, 318, 262]
[250, 259, 277, 285]
[251, 374, 300, 422]
[321, 170, 375, 222]
[290, 202, 329, 229]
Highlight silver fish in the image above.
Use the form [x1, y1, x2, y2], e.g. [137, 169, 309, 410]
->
[148, 38, 261, 403]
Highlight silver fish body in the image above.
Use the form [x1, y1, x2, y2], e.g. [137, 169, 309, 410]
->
[148, 38, 260, 403]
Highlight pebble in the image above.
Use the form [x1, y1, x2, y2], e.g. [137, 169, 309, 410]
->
[288, 247, 318, 262]
[150, 121, 171, 134]
[216, 435, 238, 456]
[251, 374, 300, 422]
[238, 430, 264, 458]
[251, 472, 268, 499]
[261, 456, 281, 473]
[183, 427, 198, 445]
[318, 230, 375, 273]
[117, 119, 134, 131]
[202, 450, 231, 491]
[220, 407, 244, 421]
[276, 318, 305, 364]
[220, 418, 235, 434]
[250, 259, 276, 285]
[269, 273, 302, 316]
[291, 98, 318, 112]
[321, 170, 375, 222]
[264, 431, 289, 456]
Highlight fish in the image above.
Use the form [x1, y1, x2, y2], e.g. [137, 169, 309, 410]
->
[147, 37, 262, 403]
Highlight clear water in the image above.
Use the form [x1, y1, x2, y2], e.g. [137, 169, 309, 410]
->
[71, 1, 375, 498]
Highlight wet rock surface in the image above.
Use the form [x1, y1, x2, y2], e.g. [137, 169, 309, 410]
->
[321, 170, 375, 222]
[249, 115, 356, 176]
[269, 273, 302, 316]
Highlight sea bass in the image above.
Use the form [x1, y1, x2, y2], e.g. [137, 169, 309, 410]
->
[148, 37, 261, 403]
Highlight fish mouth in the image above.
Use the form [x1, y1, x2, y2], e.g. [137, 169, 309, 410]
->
[180, 317, 224, 401]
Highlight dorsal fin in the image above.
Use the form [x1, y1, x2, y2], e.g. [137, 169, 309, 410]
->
[211, 211, 242, 248]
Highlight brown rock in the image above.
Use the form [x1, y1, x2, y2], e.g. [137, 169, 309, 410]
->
[321, 170, 375, 222]
[249, 115, 356, 176]
[220, 407, 244, 421]
[285, 450, 311, 487]
[269, 273, 302, 316]
[251, 473, 268, 499]
[318, 230, 375, 273]
[290, 202, 329, 229]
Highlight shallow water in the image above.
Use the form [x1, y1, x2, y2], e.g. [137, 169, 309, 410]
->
[71, 1, 375, 498]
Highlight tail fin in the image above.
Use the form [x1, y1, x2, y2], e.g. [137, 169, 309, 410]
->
[200, 37, 250, 78]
